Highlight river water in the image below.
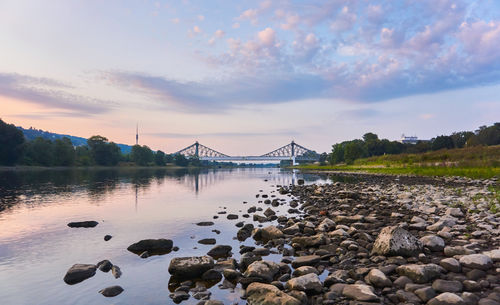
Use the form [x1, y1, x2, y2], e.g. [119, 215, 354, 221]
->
[0, 168, 331, 305]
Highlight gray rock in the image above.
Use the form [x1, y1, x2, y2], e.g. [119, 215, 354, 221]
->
[396, 264, 444, 284]
[104, 235, 112, 241]
[111, 265, 122, 279]
[201, 269, 222, 281]
[342, 284, 379, 302]
[253, 248, 271, 256]
[243, 260, 280, 282]
[285, 273, 323, 294]
[432, 279, 463, 293]
[292, 266, 319, 277]
[198, 238, 216, 245]
[207, 245, 232, 258]
[227, 214, 238, 220]
[396, 289, 422, 304]
[483, 249, 500, 262]
[253, 226, 284, 242]
[63, 264, 96, 285]
[420, 235, 446, 252]
[459, 254, 493, 270]
[67, 221, 98, 228]
[440, 258, 461, 273]
[97, 260, 112, 272]
[428, 292, 466, 305]
[170, 290, 189, 302]
[291, 234, 327, 248]
[372, 226, 423, 257]
[264, 208, 276, 217]
[414, 286, 436, 302]
[127, 239, 173, 254]
[168, 256, 214, 279]
[99, 285, 124, 297]
[365, 268, 392, 288]
[237, 223, 254, 241]
[291, 255, 321, 268]
[246, 282, 300, 305]
[196, 221, 214, 226]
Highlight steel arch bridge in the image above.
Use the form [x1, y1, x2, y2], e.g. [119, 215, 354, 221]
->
[173, 141, 318, 164]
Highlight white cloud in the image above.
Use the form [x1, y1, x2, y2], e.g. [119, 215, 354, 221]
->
[198, 15, 205, 21]
[232, 22, 240, 29]
[215, 30, 225, 38]
[193, 25, 202, 34]
[257, 28, 276, 47]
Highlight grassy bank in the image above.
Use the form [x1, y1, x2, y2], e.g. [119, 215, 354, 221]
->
[296, 145, 500, 179]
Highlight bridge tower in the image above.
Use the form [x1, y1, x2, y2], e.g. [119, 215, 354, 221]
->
[291, 140, 296, 165]
[195, 141, 199, 158]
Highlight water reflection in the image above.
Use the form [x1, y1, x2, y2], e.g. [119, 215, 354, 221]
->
[1, 168, 313, 211]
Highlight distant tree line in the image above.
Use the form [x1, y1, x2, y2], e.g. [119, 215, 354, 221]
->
[0, 118, 203, 167]
[330, 122, 500, 164]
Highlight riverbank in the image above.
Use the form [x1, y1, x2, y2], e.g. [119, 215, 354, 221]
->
[156, 172, 500, 304]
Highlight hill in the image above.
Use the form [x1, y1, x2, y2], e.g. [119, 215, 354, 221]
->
[17, 126, 133, 154]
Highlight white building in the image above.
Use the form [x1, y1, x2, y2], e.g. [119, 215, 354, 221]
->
[400, 134, 419, 144]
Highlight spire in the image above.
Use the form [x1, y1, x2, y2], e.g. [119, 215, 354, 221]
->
[136, 123, 139, 145]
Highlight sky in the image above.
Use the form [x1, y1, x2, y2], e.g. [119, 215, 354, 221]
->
[1, 0, 499, 155]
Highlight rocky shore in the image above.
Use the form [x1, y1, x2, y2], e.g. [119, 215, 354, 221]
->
[165, 173, 499, 304]
[63, 172, 500, 304]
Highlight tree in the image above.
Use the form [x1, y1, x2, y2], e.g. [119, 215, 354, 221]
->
[0, 118, 25, 165]
[53, 137, 75, 166]
[451, 131, 474, 148]
[165, 154, 174, 164]
[24, 137, 54, 166]
[330, 143, 345, 164]
[319, 152, 328, 165]
[432, 135, 454, 151]
[474, 123, 500, 146]
[75, 146, 91, 166]
[344, 140, 364, 164]
[173, 154, 189, 166]
[154, 150, 166, 166]
[131, 145, 154, 166]
[87, 135, 120, 166]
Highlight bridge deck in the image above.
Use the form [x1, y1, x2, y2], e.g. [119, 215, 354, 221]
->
[199, 156, 316, 161]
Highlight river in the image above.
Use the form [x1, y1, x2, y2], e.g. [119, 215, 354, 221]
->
[0, 167, 331, 305]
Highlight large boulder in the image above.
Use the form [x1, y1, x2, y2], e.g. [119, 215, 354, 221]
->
[246, 282, 300, 305]
[168, 256, 214, 279]
[253, 226, 284, 242]
[127, 239, 173, 255]
[67, 221, 98, 228]
[63, 264, 97, 285]
[237, 224, 254, 241]
[342, 284, 379, 302]
[291, 255, 321, 268]
[243, 261, 280, 283]
[371, 226, 422, 257]
[459, 254, 493, 271]
[428, 292, 466, 305]
[396, 264, 444, 284]
[285, 273, 323, 294]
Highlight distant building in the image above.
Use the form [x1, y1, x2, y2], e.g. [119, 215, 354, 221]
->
[400, 134, 419, 144]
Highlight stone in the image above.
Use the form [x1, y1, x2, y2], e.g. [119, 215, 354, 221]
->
[253, 226, 284, 242]
[291, 234, 327, 248]
[365, 268, 392, 288]
[428, 292, 466, 305]
[227, 214, 238, 220]
[207, 245, 232, 259]
[63, 264, 96, 285]
[264, 208, 276, 217]
[372, 226, 423, 257]
[198, 238, 216, 245]
[67, 221, 98, 228]
[127, 239, 173, 255]
[440, 258, 461, 273]
[396, 264, 444, 284]
[237, 224, 254, 241]
[317, 218, 336, 232]
[483, 249, 500, 262]
[396, 289, 422, 304]
[204, 300, 224, 305]
[283, 223, 300, 235]
[253, 248, 270, 256]
[285, 273, 323, 294]
[196, 221, 214, 226]
[420, 235, 446, 252]
[111, 265, 122, 278]
[243, 261, 280, 282]
[202, 269, 222, 281]
[459, 254, 493, 271]
[246, 282, 301, 305]
[97, 260, 112, 272]
[168, 256, 214, 279]
[432, 280, 463, 293]
[104, 235, 112, 241]
[342, 284, 379, 302]
[414, 286, 436, 302]
[99, 285, 124, 297]
[170, 290, 189, 303]
[291, 255, 321, 268]
[223, 269, 241, 281]
[292, 266, 319, 277]
[394, 276, 413, 288]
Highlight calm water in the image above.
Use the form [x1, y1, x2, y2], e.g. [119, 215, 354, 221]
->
[0, 168, 331, 305]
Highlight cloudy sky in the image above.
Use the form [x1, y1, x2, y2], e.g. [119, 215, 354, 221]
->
[1, 0, 499, 154]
